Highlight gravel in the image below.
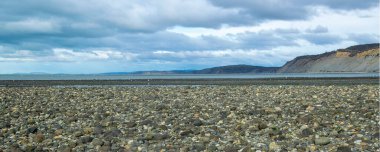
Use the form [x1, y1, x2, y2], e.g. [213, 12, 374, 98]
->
[0, 84, 379, 151]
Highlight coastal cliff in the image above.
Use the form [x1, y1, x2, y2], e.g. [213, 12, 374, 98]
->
[277, 43, 379, 73]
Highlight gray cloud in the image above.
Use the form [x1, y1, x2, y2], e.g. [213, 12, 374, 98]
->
[0, 0, 378, 73]
[209, 0, 378, 21]
[306, 25, 329, 33]
[347, 33, 380, 44]
[302, 34, 343, 45]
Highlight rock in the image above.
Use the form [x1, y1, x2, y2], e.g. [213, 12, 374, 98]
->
[372, 132, 379, 139]
[104, 129, 122, 138]
[74, 131, 83, 137]
[0, 122, 11, 129]
[297, 115, 313, 124]
[25, 144, 36, 152]
[193, 119, 203, 126]
[155, 104, 166, 111]
[103, 141, 111, 146]
[240, 146, 252, 152]
[300, 128, 313, 137]
[27, 127, 38, 134]
[336, 146, 352, 152]
[220, 111, 228, 119]
[79, 136, 93, 144]
[158, 125, 167, 130]
[111, 144, 120, 151]
[207, 144, 218, 151]
[91, 138, 104, 146]
[142, 134, 154, 140]
[223, 145, 239, 152]
[57, 145, 71, 152]
[309, 145, 317, 151]
[54, 129, 63, 136]
[269, 142, 281, 151]
[140, 119, 154, 126]
[258, 122, 267, 130]
[93, 126, 103, 135]
[99, 145, 111, 152]
[125, 122, 137, 128]
[83, 127, 93, 135]
[191, 143, 205, 151]
[153, 132, 170, 140]
[54, 135, 63, 140]
[35, 133, 45, 143]
[180, 130, 193, 136]
[314, 137, 331, 145]
[354, 140, 361, 144]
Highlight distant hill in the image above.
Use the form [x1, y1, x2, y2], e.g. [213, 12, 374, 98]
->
[277, 43, 379, 73]
[193, 65, 279, 74]
[116, 65, 279, 74]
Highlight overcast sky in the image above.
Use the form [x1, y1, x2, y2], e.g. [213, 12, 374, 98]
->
[0, 0, 379, 74]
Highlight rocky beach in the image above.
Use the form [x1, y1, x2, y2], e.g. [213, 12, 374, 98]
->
[0, 81, 379, 151]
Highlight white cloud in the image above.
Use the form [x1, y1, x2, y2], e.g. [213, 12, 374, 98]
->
[0, 48, 137, 62]
[1, 18, 60, 34]
[51, 48, 137, 62]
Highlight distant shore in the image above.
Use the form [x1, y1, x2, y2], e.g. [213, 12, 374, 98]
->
[0, 77, 378, 87]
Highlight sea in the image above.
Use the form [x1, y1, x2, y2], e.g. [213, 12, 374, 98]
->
[0, 73, 378, 80]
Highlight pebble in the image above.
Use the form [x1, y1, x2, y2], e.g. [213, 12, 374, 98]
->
[191, 143, 205, 151]
[54, 129, 63, 136]
[300, 128, 313, 137]
[153, 132, 170, 140]
[314, 137, 331, 145]
[126, 122, 137, 128]
[99, 145, 111, 152]
[269, 142, 281, 151]
[83, 127, 93, 135]
[35, 133, 45, 143]
[79, 136, 93, 144]
[180, 130, 193, 136]
[91, 138, 104, 146]
[258, 122, 268, 130]
[93, 126, 103, 135]
[224, 145, 240, 152]
[104, 129, 122, 138]
[336, 146, 352, 152]
[193, 119, 203, 126]
[27, 127, 38, 134]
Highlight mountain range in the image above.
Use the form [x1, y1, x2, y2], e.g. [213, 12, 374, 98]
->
[103, 43, 379, 74]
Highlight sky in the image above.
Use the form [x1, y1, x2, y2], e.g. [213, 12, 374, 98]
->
[0, 0, 379, 74]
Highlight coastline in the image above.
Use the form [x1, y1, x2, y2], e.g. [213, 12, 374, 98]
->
[0, 77, 378, 87]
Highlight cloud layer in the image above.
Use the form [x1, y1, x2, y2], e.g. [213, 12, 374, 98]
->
[0, 0, 378, 73]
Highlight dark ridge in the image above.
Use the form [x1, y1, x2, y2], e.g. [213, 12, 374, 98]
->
[193, 65, 279, 74]
[345, 43, 379, 52]
[339, 43, 379, 56]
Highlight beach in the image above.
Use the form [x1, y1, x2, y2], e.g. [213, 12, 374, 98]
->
[0, 79, 379, 151]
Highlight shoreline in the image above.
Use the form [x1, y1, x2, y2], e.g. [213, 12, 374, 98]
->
[0, 77, 378, 87]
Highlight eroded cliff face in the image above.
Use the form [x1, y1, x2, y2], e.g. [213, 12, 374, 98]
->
[278, 44, 379, 73]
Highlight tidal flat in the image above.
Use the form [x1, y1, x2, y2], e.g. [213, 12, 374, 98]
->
[0, 84, 379, 151]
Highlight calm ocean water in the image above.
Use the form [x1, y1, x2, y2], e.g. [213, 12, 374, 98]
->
[0, 73, 378, 80]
